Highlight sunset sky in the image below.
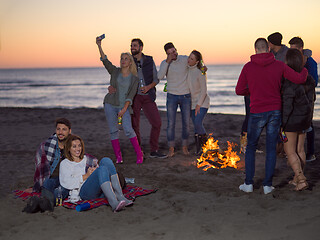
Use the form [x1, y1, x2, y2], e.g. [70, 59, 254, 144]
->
[0, 0, 319, 68]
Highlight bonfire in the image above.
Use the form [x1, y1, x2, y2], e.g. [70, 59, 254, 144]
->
[196, 134, 240, 171]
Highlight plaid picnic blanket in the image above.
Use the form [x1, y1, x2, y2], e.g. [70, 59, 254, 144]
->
[14, 185, 157, 211]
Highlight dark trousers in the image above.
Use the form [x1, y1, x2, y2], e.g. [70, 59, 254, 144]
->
[241, 95, 250, 134]
[131, 94, 162, 152]
[306, 121, 315, 156]
[245, 110, 281, 186]
[42, 177, 69, 199]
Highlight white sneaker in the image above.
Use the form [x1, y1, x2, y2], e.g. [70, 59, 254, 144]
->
[239, 183, 253, 193]
[263, 186, 275, 195]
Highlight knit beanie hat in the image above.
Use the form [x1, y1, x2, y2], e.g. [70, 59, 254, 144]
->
[164, 42, 175, 52]
[267, 32, 282, 46]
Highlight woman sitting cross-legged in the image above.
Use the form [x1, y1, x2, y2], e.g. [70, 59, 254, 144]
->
[59, 134, 133, 212]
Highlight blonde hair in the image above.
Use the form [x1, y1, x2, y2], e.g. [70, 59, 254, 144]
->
[120, 52, 137, 77]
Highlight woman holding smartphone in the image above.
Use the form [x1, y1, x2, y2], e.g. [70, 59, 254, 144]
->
[281, 48, 315, 191]
[96, 35, 143, 164]
[59, 134, 133, 212]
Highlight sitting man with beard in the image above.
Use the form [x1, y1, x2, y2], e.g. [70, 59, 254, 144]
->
[23, 118, 72, 213]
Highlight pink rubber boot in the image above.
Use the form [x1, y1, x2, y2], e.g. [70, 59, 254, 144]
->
[130, 136, 143, 164]
[111, 139, 123, 164]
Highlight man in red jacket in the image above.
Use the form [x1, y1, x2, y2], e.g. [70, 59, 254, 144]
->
[235, 38, 308, 194]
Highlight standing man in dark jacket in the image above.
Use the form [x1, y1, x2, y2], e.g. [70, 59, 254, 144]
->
[289, 36, 318, 162]
[130, 39, 167, 158]
[235, 38, 308, 195]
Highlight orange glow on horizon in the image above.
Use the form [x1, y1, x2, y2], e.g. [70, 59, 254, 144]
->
[0, 0, 319, 69]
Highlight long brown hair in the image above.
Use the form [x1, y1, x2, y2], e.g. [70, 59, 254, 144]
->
[64, 134, 85, 161]
[191, 50, 203, 70]
[286, 48, 303, 73]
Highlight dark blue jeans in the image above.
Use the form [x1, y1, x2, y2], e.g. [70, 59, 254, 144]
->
[166, 93, 191, 147]
[245, 110, 281, 186]
[191, 107, 208, 135]
[42, 177, 69, 199]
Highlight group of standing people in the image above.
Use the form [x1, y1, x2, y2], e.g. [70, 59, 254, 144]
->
[236, 32, 317, 194]
[97, 37, 210, 161]
[23, 33, 316, 215]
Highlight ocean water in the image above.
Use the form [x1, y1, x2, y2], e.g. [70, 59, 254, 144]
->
[1, 65, 319, 119]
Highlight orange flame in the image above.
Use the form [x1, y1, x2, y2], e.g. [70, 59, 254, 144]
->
[197, 135, 240, 171]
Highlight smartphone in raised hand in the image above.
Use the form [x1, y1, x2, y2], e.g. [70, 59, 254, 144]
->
[97, 34, 105, 40]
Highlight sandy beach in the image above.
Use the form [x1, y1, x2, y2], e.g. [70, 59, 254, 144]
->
[0, 107, 320, 240]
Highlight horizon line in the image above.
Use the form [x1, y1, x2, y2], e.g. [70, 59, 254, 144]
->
[0, 63, 248, 70]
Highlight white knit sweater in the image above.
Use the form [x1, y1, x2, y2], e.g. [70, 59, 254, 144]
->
[186, 65, 210, 109]
[158, 55, 190, 95]
[59, 155, 88, 190]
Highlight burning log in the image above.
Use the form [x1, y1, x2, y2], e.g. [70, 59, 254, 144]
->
[202, 149, 219, 158]
[196, 135, 240, 171]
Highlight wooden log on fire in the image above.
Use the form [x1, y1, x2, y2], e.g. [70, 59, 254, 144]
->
[202, 149, 219, 158]
[203, 159, 223, 168]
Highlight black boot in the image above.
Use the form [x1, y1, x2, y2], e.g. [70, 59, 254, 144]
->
[39, 188, 55, 212]
[198, 134, 207, 155]
[22, 196, 41, 213]
[195, 134, 201, 156]
[39, 196, 54, 212]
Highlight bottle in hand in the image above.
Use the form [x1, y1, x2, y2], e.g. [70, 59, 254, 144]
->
[200, 60, 206, 75]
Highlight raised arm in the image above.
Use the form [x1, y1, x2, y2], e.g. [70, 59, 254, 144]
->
[157, 60, 169, 80]
[96, 36, 117, 74]
[158, 50, 178, 79]
[96, 36, 106, 59]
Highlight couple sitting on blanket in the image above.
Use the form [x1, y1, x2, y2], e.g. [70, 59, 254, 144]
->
[23, 118, 132, 213]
